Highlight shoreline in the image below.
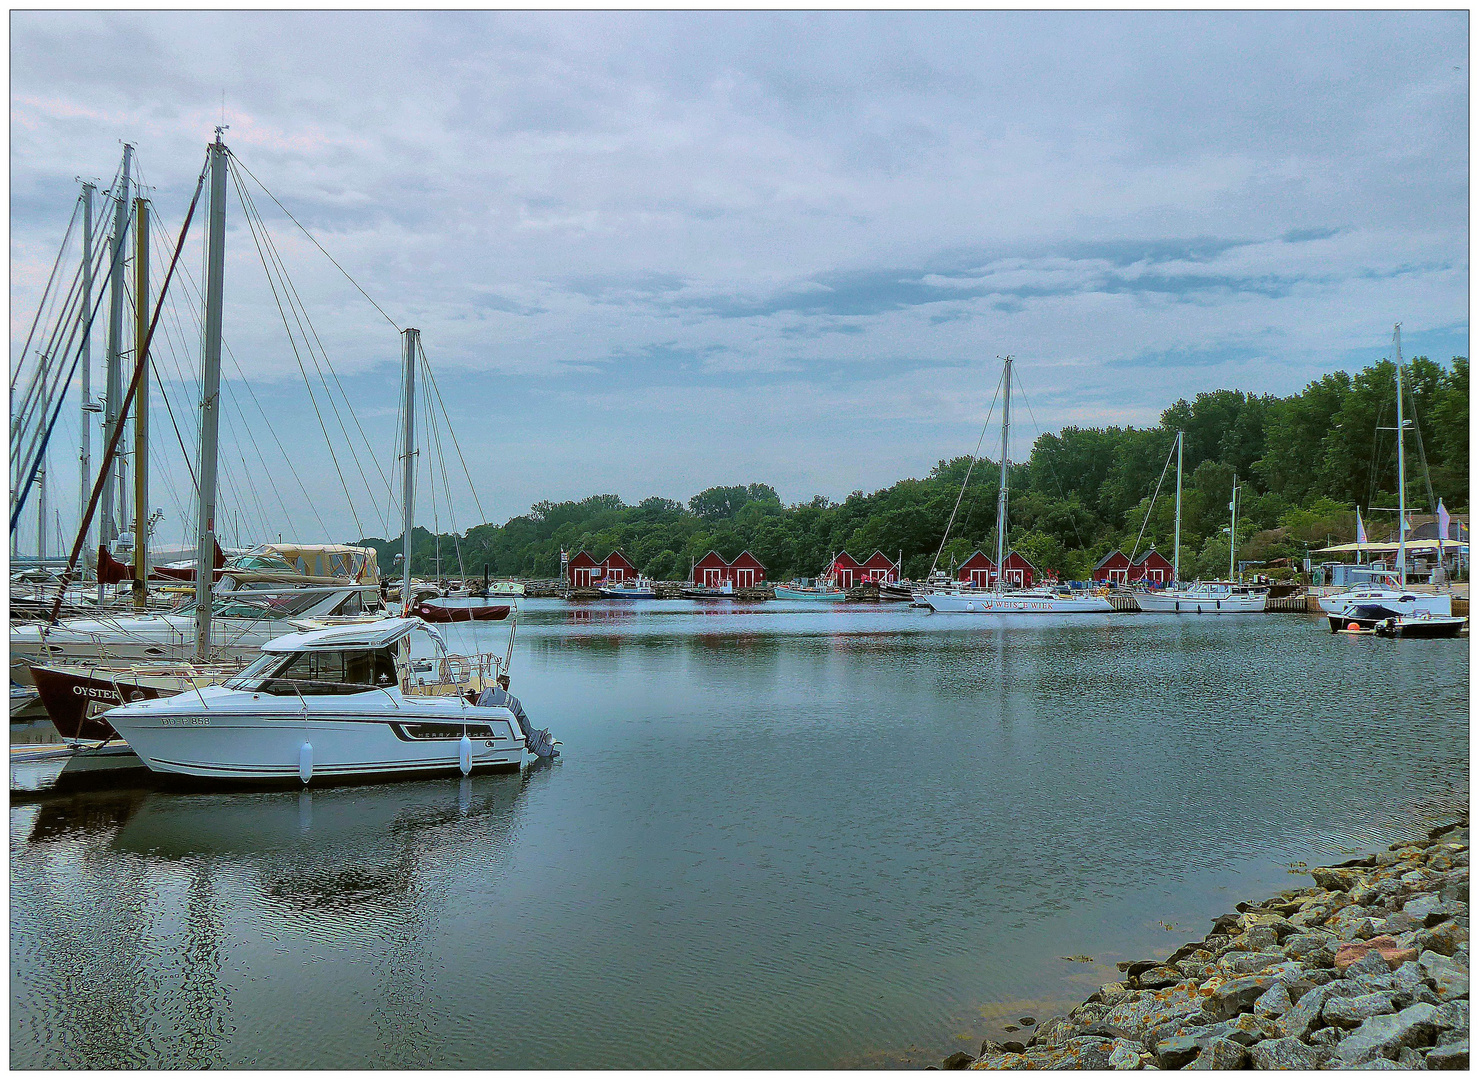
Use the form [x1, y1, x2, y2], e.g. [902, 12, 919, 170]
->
[941, 817, 1469, 1070]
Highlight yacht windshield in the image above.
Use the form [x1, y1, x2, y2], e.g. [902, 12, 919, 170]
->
[227, 648, 399, 696]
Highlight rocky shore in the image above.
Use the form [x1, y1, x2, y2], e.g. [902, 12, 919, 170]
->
[945, 819, 1469, 1070]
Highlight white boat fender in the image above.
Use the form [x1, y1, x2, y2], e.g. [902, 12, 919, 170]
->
[459, 733, 473, 776]
[299, 741, 313, 784]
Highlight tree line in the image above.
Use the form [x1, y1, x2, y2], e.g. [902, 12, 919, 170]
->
[358, 354, 1467, 583]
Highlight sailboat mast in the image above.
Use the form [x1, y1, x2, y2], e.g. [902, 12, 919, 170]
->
[132, 196, 149, 610]
[1173, 430, 1183, 584]
[36, 351, 47, 559]
[1394, 323, 1407, 586]
[101, 144, 132, 555]
[1229, 475, 1238, 582]
[400, 327, 419, 614]
[995, 355, 1012, 588]
[79, 183, 94, 580]
[194, 132, 228, 661]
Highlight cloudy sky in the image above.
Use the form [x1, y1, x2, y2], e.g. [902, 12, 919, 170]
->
[10, 11, 1469, 549]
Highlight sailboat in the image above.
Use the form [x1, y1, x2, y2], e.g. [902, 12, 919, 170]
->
[1134, 436, 1267, 614]
[922, 356, 1114, 615]
[1318, 325, 1454, 625]
[105, 133, 553, 781]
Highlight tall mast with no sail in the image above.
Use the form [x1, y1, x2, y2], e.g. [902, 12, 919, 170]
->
[1394, 323, 1408, 587]
[400, 328, 419, 613]
[194, 132, 228, 661]
[995, 355, 1012, 590]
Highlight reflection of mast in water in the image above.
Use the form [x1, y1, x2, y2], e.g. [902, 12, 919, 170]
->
[12, 809, 161, 1068]
[176, 861, 231, 1066]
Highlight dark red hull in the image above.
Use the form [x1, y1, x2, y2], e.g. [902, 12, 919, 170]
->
[413, 601, 512, 623]
[28, 665, 172, 741]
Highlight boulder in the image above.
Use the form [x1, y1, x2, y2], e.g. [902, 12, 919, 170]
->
[1252, 982, 1293, 1019]
[1248, 1036, 1324, 1070]
[1089, 983, 1130, 1008]
[1325, 908, 1378, 941]
[1427, 1040, 1470, 1070]
[1185, 1036, 1247, 1070]
[1020, 1036, 1119, 1070]
[1322, 991, 1397, 1028]
[1106, 1040, 1141, 1070]
[1330, 1002, 1441, 1067]
[1241, 925, 1281, 952]
[1203, 974, 1280, 1023]
[1134, 965, 1182, 991]
[1283, 931, 1339, 961]
[1030, 1016, 1078, 1049]
[943, 1051, 974, 1069]
[1430, 1000, 1469, 1036]
[1093, 981, 1207, 1040]
[1312, 867, 1363, 892]
[1334, 935, 1418, 972]
[1219, 951, 1287, 976]
[1417, 919, 1470, 957]
[1150, 1034, 1205, 1070]
[1419, 950, 1470, 1002]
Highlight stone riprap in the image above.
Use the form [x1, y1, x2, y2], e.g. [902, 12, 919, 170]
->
[954, 820, 1469, 1071]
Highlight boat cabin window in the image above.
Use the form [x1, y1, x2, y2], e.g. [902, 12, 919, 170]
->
[228, 648, 399, 695]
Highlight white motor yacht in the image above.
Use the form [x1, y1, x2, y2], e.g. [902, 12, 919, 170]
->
[1136, 581, 1268, 614]
[1317, 587, 1451, 619]
[103, 617, 553, 784]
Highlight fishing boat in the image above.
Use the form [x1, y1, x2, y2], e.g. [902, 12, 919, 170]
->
[774, 584, 846, 601]
[681, 584, 732, 599]
[878, 580, 915, 602]
[920, 356, 1114, 615]
[103, 617, 546, 783]
[599, 576, 657, 599]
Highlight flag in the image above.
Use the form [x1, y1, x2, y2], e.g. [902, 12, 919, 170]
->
[1438, 499, 1451, 541]
[1355, 508, 1368, 544]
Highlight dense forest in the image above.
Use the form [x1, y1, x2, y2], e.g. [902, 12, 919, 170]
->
[360, 354, 1468, 583]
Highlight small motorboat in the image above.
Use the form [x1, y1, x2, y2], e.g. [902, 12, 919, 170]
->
[1372, 611, 1468, 639]
[877, 581, 915, 602]
[681, 585, 732, 600]
[1328, 602, 1404, 633]
[103, 617, 554, 784]
[773, 584, 846, 601]
[599, 577, 657, 600]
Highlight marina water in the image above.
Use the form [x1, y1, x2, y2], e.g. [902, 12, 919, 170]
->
[10, 602, 1468, 1068]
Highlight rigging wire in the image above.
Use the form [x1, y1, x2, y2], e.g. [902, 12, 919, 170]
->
[1011, 366, 1091, 552]
[1128, 436, 1178, 562]
[418, 340, 490, 527]
[927, 364, 1005, 579]
[10, 193, 83, 395]
[227, 161, 367, 537]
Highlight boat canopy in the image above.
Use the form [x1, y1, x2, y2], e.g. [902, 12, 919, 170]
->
[250, 543, 380, 584]
[262, 617, 441, 653]
[1313, 539, 1468, 555]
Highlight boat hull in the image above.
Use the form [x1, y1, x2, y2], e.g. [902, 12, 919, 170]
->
[597, 589, 656, 600]
[1317, 590, 1452, 617]
[413, 599, 513, 622]
[105, 689, 526, 784]
[1373, 616, 1467, 639]
[773, 587, 845, 601]
[28, 662, 239, 741]
[1135, 591, 1267, 614]
[923, 591, 1114, 614]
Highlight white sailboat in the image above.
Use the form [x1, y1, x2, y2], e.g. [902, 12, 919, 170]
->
[1318, 325, 1452, 622]
[922, 355, 1114, 615]
[1134, 436, 1267, 614]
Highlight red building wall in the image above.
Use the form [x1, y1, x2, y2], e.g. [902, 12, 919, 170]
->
[957, 551, 997, 588]
[860, 551, 899, 583]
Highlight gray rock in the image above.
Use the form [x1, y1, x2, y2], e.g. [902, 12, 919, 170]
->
[1091, 983, 1131, 1008]
[1353, 879, 1402, 907]
[1033, 1036, 1119, 1070]
[1357, 1056, 1406, 1069]
[1221, 950, 1289, 975]
[1253, 982, 1294, 1019]
[1069, 1002, 1111, 1027]
[1377, 910, 1422, 935]
[1031, 1016, 1078, 1049]
[1094, 981, 1207, 1040]
[1276, 984, 1334, 1039]
[1427, 1040, 1470, 1070]
[1285, 931, 1340, 960]
[1107, 1039, 1141, 1070]
[1403, 894, 1445, 921]
[1152, 1034, 1204, 1070]
[1242, 925, 1281, 951]
[1186, 1036, 1247, 1070]
[1323, 992, 1398, 1028]
[1249, 1036, 1324, 1070]
[1397, 1046, 1426, 1069]
[1135, 965, 1182, 991]
[1452, 944, 1469, 971]
[1309, 1026, 1340, 1046]
[1313, 867, 1364, 892]
[1438, 874, 1468, 904]
[1332, 1002, 1442, 1067]
[1205, 974, 1281, 1023]
[942, 1051, 973, 1069]
[1326, 906, 1378, 940]
[1431, 1000, 1468, 1034]
[1346, 970, 1398, 994]
[1344, 948, 1397, 981]
[1418, 920, 1470, 957]
[1419, 950, 1470, 1002]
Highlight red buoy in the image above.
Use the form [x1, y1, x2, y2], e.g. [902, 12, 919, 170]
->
[1347, 621, 1361, 631]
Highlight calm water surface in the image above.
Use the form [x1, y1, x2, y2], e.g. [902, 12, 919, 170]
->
[10, 602, 1469, 1068]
